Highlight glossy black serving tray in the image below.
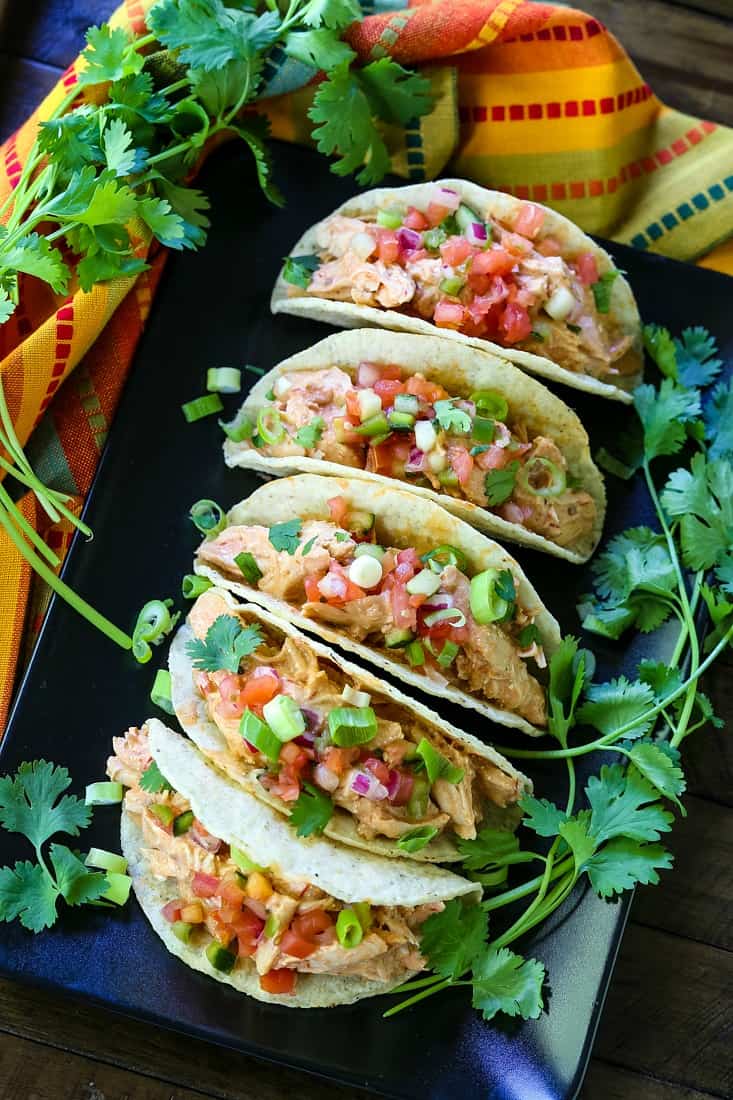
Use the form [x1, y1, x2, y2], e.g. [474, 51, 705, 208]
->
[1, 141, 731, 1100]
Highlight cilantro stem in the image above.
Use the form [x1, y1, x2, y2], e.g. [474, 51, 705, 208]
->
[386, 974, 448, 995]
[491, 837, 564, 948]
[483, 854, 574, 912]
[382, 977, 453, 1017]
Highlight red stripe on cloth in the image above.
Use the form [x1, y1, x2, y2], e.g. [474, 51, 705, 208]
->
[460, 82, 653, 124]
[33, 299, 75, 426]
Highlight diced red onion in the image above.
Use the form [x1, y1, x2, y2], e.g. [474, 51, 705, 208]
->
[493, 422, 512, 447]
[456, 399, 476, 416]
[251, 665, 280, 682]
[423, 593, 454, 611]
[314, 763, 340, 792]
[295, 731, 316, 747]
[465, 221, 488, 246]
[432, 186, 461, 212]
[387, 770, 414, 806]
[351, 770, 388, 801]
[301, 708, 323, 732]
[397, 227, 422, 252]
[405, 447, 426, 474]
[357, 361, 381, 388]
[244, 897, 268, 920]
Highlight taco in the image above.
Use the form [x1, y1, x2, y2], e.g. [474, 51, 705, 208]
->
[224, 329, 605, 563]
[169, 586, 531, 863]
[271, 179, 643, 402]
[110, 719, 480, 1007]
[193, 474, 560, 736]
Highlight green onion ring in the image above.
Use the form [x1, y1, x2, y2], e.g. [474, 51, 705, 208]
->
[470, 390, 509, 421]
[421, 544, 469, 574]
[257, 407, 285, 445]
[516, 456, 567, 498]
[336, 908, 364, 948]
[182, 574, 212, 599]
[189, 499, 226, 537]
[423, 607, 467, 628]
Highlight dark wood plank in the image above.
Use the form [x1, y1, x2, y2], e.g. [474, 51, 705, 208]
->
[568, 0, 733, 127]
[592, 924, 733, 1097]
[581, 1061, 720, 1100]
[630, 794, 733, 951]
[0, 55, 62, 142]
[0, 978, 367, 1100]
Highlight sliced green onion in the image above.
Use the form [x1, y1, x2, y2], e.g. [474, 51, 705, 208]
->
[355, 412, 390, 437]
[439, 276, 465, 296]
[219, 413, 254, 442]
[416, 738, 464, 785]
[370, 432, 392, 446]
[424, 227, 447, 251]
[264, 913, 279, 938]
[336, 908, 364, 948]
[256, 407, 285, 445]
[231, 845, 265, 874]
[150, 803, 175, 827]
[437, 469, 459, 487]
[354, 544, 385, 561]
[240, 709, 281, 762]
[405, 569, 442, 597]
[132, 598, 178, 664]
[173, 810, 194, 836]
[470, 390, 508, 421]
[516, 456, 567, 498]
[150, 668, 174, 715]
[384, 628, 415, 648]
[341, 684, 371, 708]
[423, 607, 466, 629]
[235, 551, 263, 584]
[405, 774, 430, 820]
[388, 410, 415, 431]
[394, 393, 419, 415]
[85, 848, 128, 875]
[472, 417, 496, 443]
[205, 941, 236, 973]
[421, 544, 468, 574]
[406, 640, 425, 667]
[469, 568, 511, 624]
[182, 393, 224, 423]
[396, 826, 439, 853]
[182, 574, 212, 599]
[172, 920, 193, 943]
[207, 367, 241, 393]
[376, 208, 403, 229]
[328, 706, 378, 747]
[85, 781, 123, 806]
[435, 640, 460, 667]
[102, 872, 132, 906]
[353, 901, 372, 931]
[190, 499, 226, 538]
[263, 694, 306, 742]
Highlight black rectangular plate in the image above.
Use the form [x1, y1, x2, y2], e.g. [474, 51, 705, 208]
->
[1, 141, 732, 1100]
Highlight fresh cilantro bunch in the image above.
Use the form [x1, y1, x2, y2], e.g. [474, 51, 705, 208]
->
[0, 761, 113, 931]
[186, 613, 263, 672]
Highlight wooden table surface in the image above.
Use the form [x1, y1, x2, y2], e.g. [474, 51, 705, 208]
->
[1, 3, 732, 1098]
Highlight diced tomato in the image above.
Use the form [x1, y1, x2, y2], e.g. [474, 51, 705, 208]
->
[500, 301, 532, 344]
[265, 771, 301, 803]
[440, 236, 474, 266]
[373, 378, 406, 407]
[293, 909, 334, 939]
[390, 581, 417, 631]
[389, 770, 414, 806]
[396, 548, 421, 573]
[376, 228, 400, 265]
[434, 299, 466, 329]
[233, 908, 265, 956]
[575, 252, 599, 286]
[192, 872, 220, 899]
[536, 235, 562, 257]
[279, 741, 310, 771]
[209, 912, 236, 947]
[408, 593, 428, 608]
[404, 376, 449, 403]
[304, 573, 325, 603]
[322, 746, 359, 775]
[190, 819, 222, 854]
[500, 231, 533, 256]
[367, 436, 412, 477]
[514, 202, 545, 239]
[279, 928, 319, 959]
[470, 249, 515, 278]
[344, 390, 362, 422]
[364, 757, 391, 786]
[260, 968, 296, 995]
[161, 899, 183, 923]
[374, 364, 403, 381]
[327, 496, 349, 525]
[240, 673, 280, 708]
[219, 879, 247, 909]
[404, 206, 429, 231]
[426, 202, 452, 227]
[476, 445, 513, 471]
[448, 446, 474, 487]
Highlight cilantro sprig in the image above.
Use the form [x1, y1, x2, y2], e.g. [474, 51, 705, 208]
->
[186, 613, 263, 672]
[0, 762, 114, 931]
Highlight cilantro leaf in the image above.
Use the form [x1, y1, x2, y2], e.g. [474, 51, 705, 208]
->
[484, 461, 519, 506]
[586, 764, 673, 844]
[309, 62, 391, 187]
[433, 399, 472, 435]
[0, 761, 90, 849]
[37, 109, 102, 176]
[102, 117, 145, 177]
[301, 0, 361, 30]
[0, 291, 14, 324]
[289, 782, 333, 837]
[577, 678, 656, 740]
[139, 760, 175, 794]
[76, 251, 147, 293]
[545, 635, 590, 742]
[517, 623, 542, 648]
[284, 28, 356, 71]
[46, 167, 138, 227]
[357, 58, 433, 127]
[660, 454, 733, 570]
[77, 24, 144, 87]
[643, 323, 677, 378]
[283, 254, 320, 289]
[471, 946, 545, 1022]
[585, 838, 673, 898]
[0, 861, 59, 932]
[637, 659, 682, 701]
[634, 379, 701, 461]
[519, 795, 568, 838]
[591, 528, 675, 604]
[591, 269, 620, 313]
[419, 898, 489, 981]
[705, 378, 733, 460]
[674, 327, 722, 388]
[295, 417, 325, 449]
[269, 519, 302, 554]
[0, 234, 69, 295]
[186, 614, 263, 673]
[456, 828, 535, 871]
[558, 814, 596, 870]
[49, 845, 108, 906]
[626, 741, 686, 808]
[155, 179, 211, 250]
[232, 116, 284, 208]
[137, 196, 186, 249]
[189, 60, 251, 117]
[149, 0, 279, 71]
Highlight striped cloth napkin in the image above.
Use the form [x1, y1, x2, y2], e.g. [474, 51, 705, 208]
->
[1, 0, 731, 731]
